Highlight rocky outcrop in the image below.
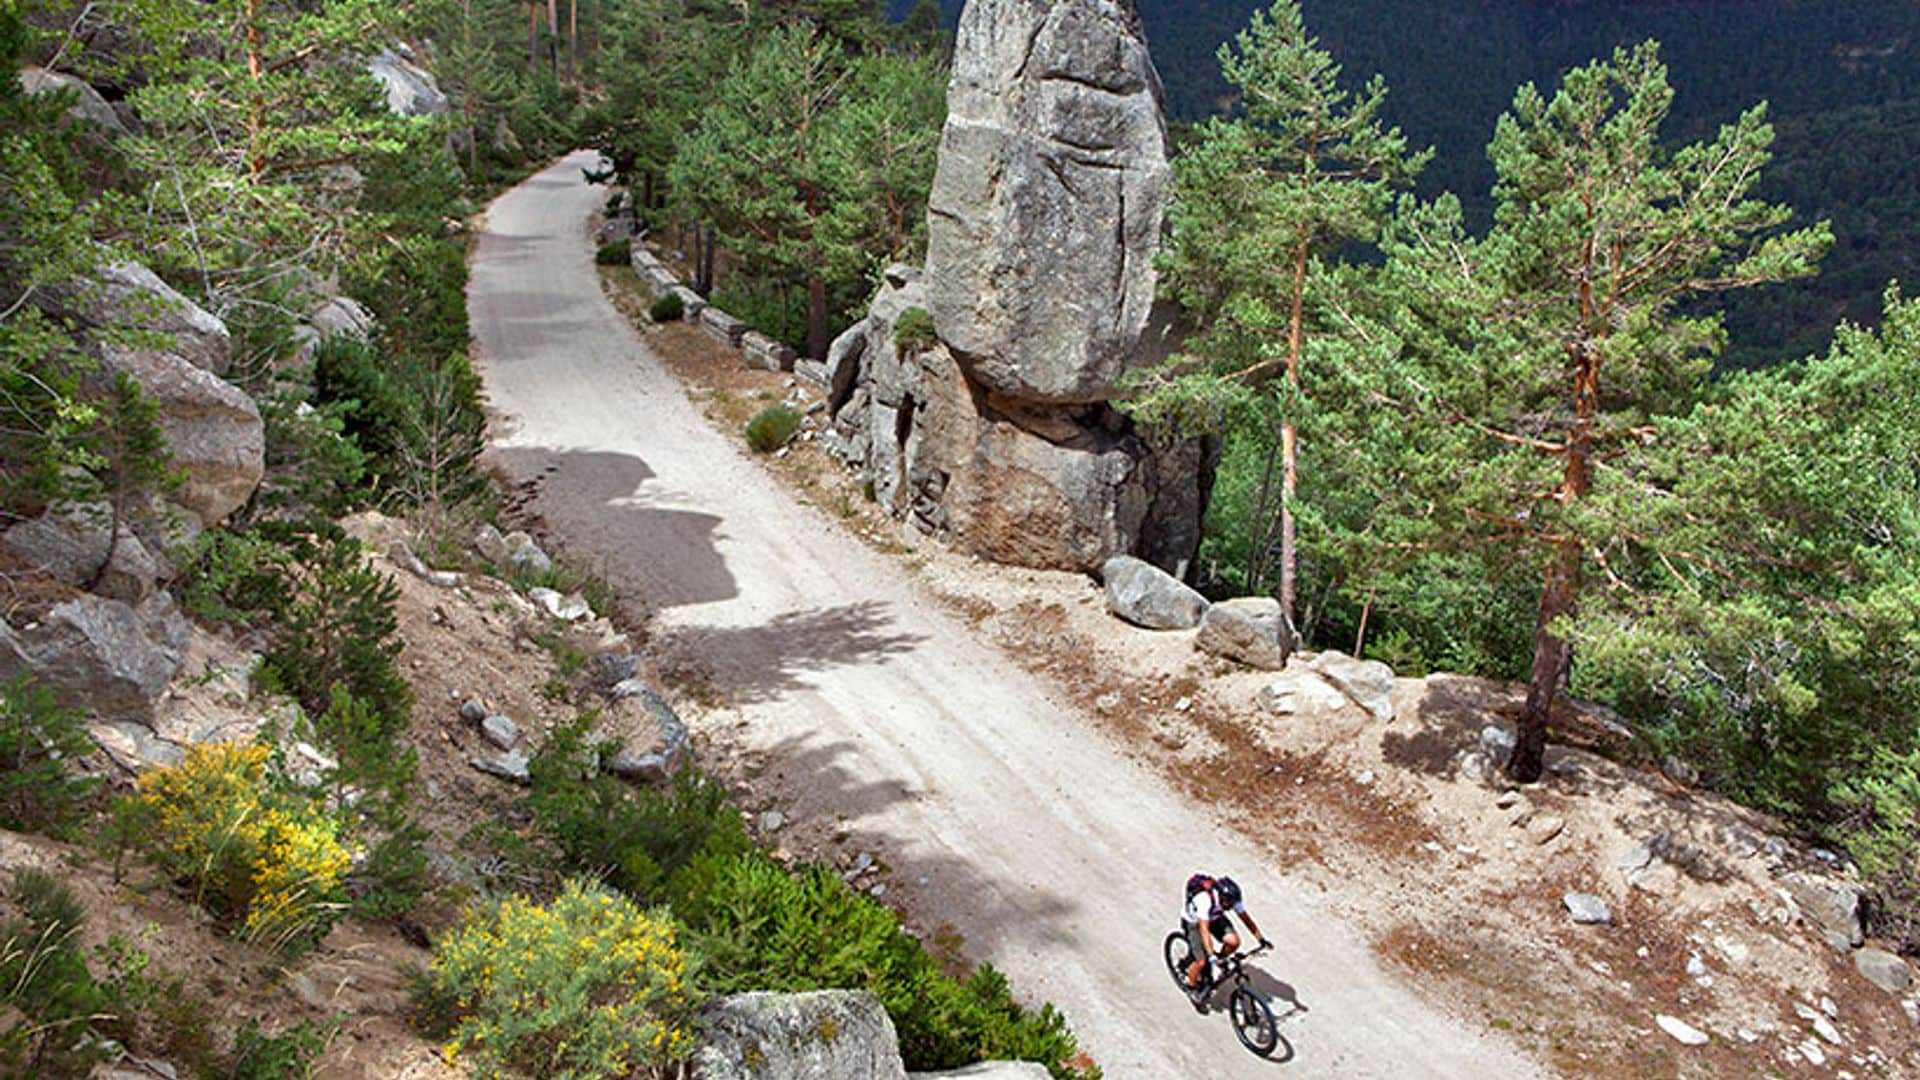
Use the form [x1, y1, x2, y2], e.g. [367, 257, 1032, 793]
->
[97, 342, 264, 527]
[690, 991, 905, 1080]
[926, 0, 1174, 404]
[825, 268, 1210, 574]
[1196, 597, 1291, 669]
[367, 47, 448, 117]
[1102, 555, 1208, 630]
[48, 262, 232, 375]
[18, 66, 126, 133]
[825, 2, 1208, 575]
[0, 593, 188, 722]
[1, 504, 168, 604]
[40, 261, 263, 527]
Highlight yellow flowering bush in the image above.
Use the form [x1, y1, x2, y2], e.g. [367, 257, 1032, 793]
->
[421, 879, 698, 1079]
[137, 741, 351, 951]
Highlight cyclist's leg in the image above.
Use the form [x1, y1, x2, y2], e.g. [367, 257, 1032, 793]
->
[1184, 921, 1208, 988]
[1212, 915, 1239, 957]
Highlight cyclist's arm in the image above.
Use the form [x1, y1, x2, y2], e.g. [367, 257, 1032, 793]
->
[1236, 907, 1266, 945]
[1197, 918, 1216, 957]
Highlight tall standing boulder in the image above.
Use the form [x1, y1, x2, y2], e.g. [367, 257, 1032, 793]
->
[925, 0, 1174, 405]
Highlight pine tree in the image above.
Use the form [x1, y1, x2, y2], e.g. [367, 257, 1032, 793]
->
[1350, 42, 1829, 782]
[1147, 2, 1424, 622]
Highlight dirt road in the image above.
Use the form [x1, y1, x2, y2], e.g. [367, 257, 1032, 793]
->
[469, 152, 1545, 1078]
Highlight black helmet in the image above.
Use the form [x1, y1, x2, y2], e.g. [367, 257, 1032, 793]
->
[1216, 876, 1242, 906]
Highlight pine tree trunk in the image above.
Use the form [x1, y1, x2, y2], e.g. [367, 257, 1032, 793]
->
[1509, 346, 1599, 783]
[1279, 237, 1311, 628]
[807, 274, 829, 361]
[567, 0, 577, 81]
[244, 0, 266, 183]
[698, 225, 715, 295]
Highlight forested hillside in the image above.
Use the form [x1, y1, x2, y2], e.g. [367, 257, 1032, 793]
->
[894, 0, 1920, 366]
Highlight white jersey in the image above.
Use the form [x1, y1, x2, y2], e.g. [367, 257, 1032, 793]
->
[1183, 887, 1245, 926]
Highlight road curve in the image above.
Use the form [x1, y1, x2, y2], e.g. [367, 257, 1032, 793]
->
[469, 151, 1545, 1079]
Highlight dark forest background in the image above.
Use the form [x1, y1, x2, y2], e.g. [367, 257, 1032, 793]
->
[890, 0, 1920, 368]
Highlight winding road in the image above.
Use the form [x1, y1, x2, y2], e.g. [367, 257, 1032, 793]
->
[469, 151, 1545, 1078]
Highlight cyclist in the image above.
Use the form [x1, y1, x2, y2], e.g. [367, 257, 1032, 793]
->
[1183, 873, 1270, 1001]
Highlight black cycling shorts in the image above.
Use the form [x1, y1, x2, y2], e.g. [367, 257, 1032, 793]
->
[1186, 915, 1234, 956]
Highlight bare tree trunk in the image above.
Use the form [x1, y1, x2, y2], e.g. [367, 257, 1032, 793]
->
[1279, 236, 1310, 628]
[463, 0, 477, 174]
[245, 0, 266, 182]
[546, 0, 559, 77]
[567, 0, 577, 81]
[806, 274, 829, 361]
[699, 225, 716, 295]
[527, 2, 537, 67]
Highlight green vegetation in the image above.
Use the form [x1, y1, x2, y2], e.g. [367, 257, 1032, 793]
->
[892, 306, 936, 356]
[0, 677, 99, 838]
[133, 741, 352, 953]
[441, 716, 1100, 1078]
[596, 238, 633, 265]
[649, 290, 686, 323]
[745, 404, 805, 454]
[418, 879, 699, 1079]
[1155, 3, 1918, 945]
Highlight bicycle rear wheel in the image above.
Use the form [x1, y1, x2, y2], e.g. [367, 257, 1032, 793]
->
[1163, 931, 1194, 990]
[1229, 987, 1278, 1056]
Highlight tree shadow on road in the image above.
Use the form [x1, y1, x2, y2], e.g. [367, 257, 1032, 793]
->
[726, 728, 1080, 970]
[653, 601, 926, 707]
[485, 446, 737, 617]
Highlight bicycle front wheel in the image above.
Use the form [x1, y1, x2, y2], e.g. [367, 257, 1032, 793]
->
[1163, 930, 1194, 990]
[1229, 987, 1277, 1056]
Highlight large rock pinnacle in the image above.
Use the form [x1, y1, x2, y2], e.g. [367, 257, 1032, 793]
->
[926, 0, 1172, 405]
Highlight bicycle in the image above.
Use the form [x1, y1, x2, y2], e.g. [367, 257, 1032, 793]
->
[1164, 929, 1279, 1057]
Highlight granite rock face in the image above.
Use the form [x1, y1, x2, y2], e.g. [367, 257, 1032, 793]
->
[926, 0, 1173, 405]
[824, 269, 1208, 573]
[18, 66, 126, 133]
[690, 991, 906, 1080]
[823, 1, 1207, 575]
[97, 342, 264, 527]
[367, 47, 449, 117]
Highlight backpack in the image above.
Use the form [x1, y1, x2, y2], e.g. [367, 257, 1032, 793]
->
[1185, 873, 1215, 901]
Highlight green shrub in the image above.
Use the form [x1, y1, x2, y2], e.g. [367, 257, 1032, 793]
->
[135, 741, 351, 953]
[677, 851, 1096, 1078]
[418, 879, 699, 1078]
[893, 306, 937, 356]
[596, 238, 632, 266]
[256, 394, 368, 519]
[228, 1017, 335, 1080]
[311, 336, 486, 514]
[0, 869, 111, 1077]
[0, 676, 99, 838]
[649, 290, 685, 323]
[529, 714, 751, 902]
[1835, 746, 1920, 949]
[314, 687, 427, 920]
[745, 405, 803, 453]
[187, 520, 413, 738]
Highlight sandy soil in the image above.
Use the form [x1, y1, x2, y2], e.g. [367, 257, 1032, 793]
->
[469, 151, 1548, 1077]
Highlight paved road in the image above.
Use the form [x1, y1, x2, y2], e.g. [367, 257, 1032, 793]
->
[469, 151, 1545, 1078]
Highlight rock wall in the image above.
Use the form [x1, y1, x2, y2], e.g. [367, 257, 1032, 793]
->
[926, 0, 1175, 405]
[824, 0, 1209, 576]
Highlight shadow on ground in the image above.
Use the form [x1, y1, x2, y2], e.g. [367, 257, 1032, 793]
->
[653, 601, 926, 707]
[486, 446, 736, 615]
[710, 728, 1082, 976]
